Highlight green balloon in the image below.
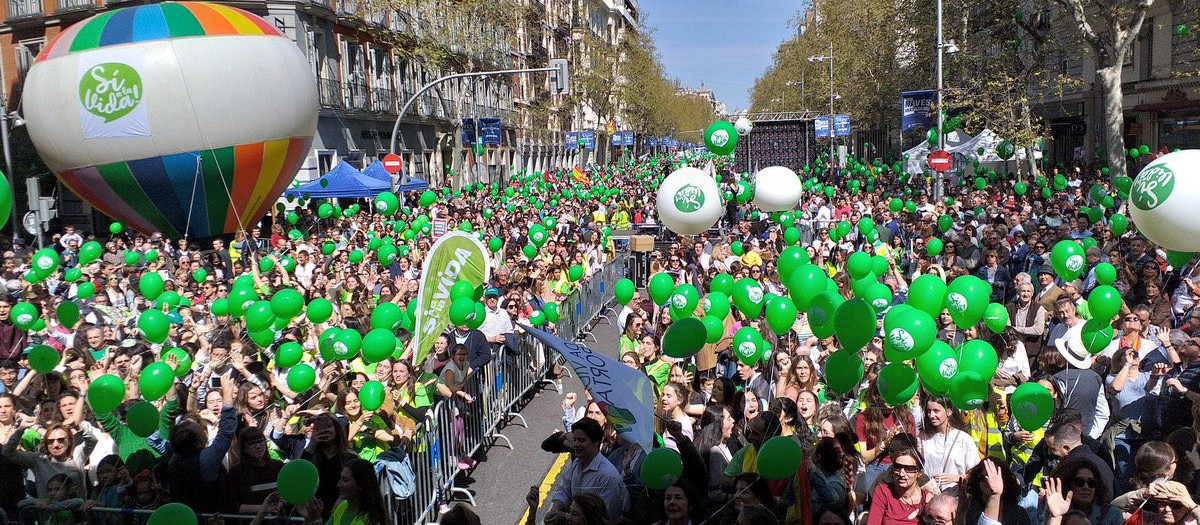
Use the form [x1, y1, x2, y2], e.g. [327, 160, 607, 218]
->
[374, 192, 399, 215]
[863, 282, 893, 312]
[522, 244, 538, 259]
[640, 448, 683, 489]
[907, 274, 947, 318]
[306, 298, 334, 324]
[883, 307, 936, 360]
[757, 436, 803, 479]
[1010, 382, 1055, 431]
[318, 203, 334, 218]
[192, 268, 208, 283]
[110, 222, 125, 235]
[702, 315, 725, 343]
[30, 248, 59, 278]
[1108, 213, 1128, 236]
[730, 241, 744, 256]
[544, 302, 560, 323]
[568, 265, 584, 282]
[1050, 240, 1086, 281]
[983, 302, 1009, 334]
[732, 327, 764, 366]
[28, 344, 59, 373]
[210, 298, 229, 317]
[916, 341, 958, 395]
[949, 371, 989, 410]
[138, 272, 164, 300]
[1093, 262, 1117, 286]
[277, 459, 320, 504]
[270, 289, 305, 320]
[276, 342, 304, 368]
[1087, 285, 1122, 322]
[488, 237, 503, 253]
[87, 374, 126, 413]
[946, 275, 991, 329]
[138, 362, 175, 401]
[833, 299, 876, 352]
[710, 273, 734, 295]
[244, 300, 276, 332]
[370, 303, 404, 331]
[147, 503, 197, 525]
[63, 268, 82, 283]
[614, 278, 635, 305]
[669, 284, 700, 320]
[449, 297, 477, 326]
[937, 214, 954, 232]
[824, 349, 864, 394]
[1081, 318, 1115, 354]
[126, 401, 159, 438]
[846, 251, 872, 280]
[663, 317, 706, 358]
[787, 264, 829, 310]
[55, 301, 80, 329]
[703, 292, 731, 321]
[358, 380, 385, 411]
[958, 339, 999, 380]
[649, 273, 675, 306]
[450, 280, 475, 301]
[777, 247, 810, 281]
[287, 364, 316, 393]
[362, 329, 397, 364]
[765, 296, 798, 335]
[418, 190, 437, 207]
[808, 291, 844, 339]
[878, 363, 919, 406]
[138, 310, 169, 343]
[79, 241, 103, 265]
[732, 278, 765, 318]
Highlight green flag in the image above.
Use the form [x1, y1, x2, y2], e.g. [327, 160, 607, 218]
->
[412, 231, 491, 365]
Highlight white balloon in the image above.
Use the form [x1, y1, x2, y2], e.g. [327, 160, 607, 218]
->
[734, 116, 753, 136]
[656, 167, 723, 235]
[752, 166, 803, 212]
[1129, 150, 1200, 252]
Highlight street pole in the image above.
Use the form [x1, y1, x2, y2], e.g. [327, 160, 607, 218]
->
[935, 0, 945, 200]
[828, 41, 835, 178]
[0, 106, 19, 246]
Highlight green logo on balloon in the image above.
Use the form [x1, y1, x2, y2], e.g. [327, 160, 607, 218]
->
[671, 294, 687, 309]
[674, 184, 705, 213]
[810, 307, 828, 326]
[946, 292, 967, 314]
[79, 62, 144, 123]
[1132, 164, 1174, 211]
[1065, 254, 1084, 273]
[747, 286, 763, 304]
[15, 313, 32, 326]
[938, 358, 957, 379]
[710, 129, 730, 148]
[35, 257, 52, 271]
[703, 298, 711, 311]
[737, 341, 756, 358]
[888, 328, 914, 353]
[1014, 401, 1037, 422]
[376, 201, 389, 212]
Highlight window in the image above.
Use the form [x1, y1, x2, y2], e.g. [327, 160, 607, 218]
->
[15, 39, 43, 78]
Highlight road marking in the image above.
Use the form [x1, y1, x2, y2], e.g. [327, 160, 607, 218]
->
[518, 453, 569, 524]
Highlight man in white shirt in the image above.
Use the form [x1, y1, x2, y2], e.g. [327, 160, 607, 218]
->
[479, 287, 514, 354]
[545, 418, 628, 523]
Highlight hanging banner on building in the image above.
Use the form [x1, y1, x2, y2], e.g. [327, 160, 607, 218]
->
[622, 131, 635, 147]
[814, 116, 832, 138]
[566, 131, 579, 151]
[461, 118, 477, 145]
[412, 231, 491, 365]
[479, 117, 502, 145]
[521, 324, 655, 451]
[834, 114, 852, 137]
[901, 90, 936, 131]
[580, 130, 596, 150]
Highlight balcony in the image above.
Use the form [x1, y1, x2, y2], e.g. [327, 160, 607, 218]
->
[7, 0, 43, 20]
[318, 78, 343, 108]
[370, 87, 394, 114]
[55, 0, 97, 13]
[345, 82, 367, 110]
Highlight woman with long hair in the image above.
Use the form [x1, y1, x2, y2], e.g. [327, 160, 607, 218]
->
[693, 405, 734, 508]
[856, 383, 915, 487]
[796, 390, 819, 436]
[301, 413, 355, 519]
[658, 382, 694, 452]
[918, 396, 980, 495]
[1048, 458, 1122, 525]
[294, 458, 388, 525]
[1127, 441, 1177, 492]
[227, 427, 284, 514]
[789, 354, 823, 400]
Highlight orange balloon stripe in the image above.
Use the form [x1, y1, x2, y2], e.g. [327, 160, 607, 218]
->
[249, 137, 314, 224]
[223, 142, 265, 232]
[180, 2, 238, 35]
[204, 3, 265, 35]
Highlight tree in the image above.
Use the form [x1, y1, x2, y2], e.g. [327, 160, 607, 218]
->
[1051, 0, 1155, 179]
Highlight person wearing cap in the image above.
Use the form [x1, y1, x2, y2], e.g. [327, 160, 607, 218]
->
[1036, 266, 1065, 315]
[479, 287, 515, 355]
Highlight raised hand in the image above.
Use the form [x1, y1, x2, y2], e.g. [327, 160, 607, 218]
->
[1043, 477, 1073, 518]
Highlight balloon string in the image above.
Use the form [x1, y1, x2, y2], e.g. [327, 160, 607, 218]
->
[183, 155, 202, 241]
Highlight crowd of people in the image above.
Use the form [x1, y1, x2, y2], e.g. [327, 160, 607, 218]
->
[0, 150, 1198, 525]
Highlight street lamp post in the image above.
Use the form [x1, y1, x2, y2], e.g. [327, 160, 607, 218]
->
[808, 42, 835, 177]
[936, 0, 945, 200]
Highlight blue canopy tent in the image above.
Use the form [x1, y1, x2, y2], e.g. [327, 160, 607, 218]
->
[284, 161, 388, 199]
[362, 160, 429, 192]
[397, 176, 429, 193]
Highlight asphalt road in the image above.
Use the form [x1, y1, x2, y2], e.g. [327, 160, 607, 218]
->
[452, 316, 622, 525]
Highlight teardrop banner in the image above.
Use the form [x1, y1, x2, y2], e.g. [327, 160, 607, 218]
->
[411, 231, 491, 365]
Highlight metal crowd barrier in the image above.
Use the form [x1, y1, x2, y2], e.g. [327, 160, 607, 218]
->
[391, 252, 630, 525]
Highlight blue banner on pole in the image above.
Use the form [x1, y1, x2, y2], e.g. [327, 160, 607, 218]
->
[901, 90, 936, 131]
[566, 131, 578, 151]
[580, 130, 596, 150]
[461, 119, 477, 145]
[622, 131, 634, 147]
[834, 114, 852, 137]
[479, 117, 502, 145]
[814, 116, 831, 138]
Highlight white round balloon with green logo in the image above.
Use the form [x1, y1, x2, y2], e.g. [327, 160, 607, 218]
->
[734, 117, 753, 136]
[656, 167, 722, 235]
[1129, 150, 1200, 251]
[752, 166, 803, 211]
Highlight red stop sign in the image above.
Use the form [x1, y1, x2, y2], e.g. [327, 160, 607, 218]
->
[381, 153, 403, 174]
[927, 150, 952, 172]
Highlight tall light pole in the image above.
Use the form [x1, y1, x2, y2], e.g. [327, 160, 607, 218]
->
[0, 101, 22, 245]
[935, 0, 945, 200]
[808, 42, 835, 176]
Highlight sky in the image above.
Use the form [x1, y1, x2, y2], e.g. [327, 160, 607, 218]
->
[644, 0, 804, 114]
